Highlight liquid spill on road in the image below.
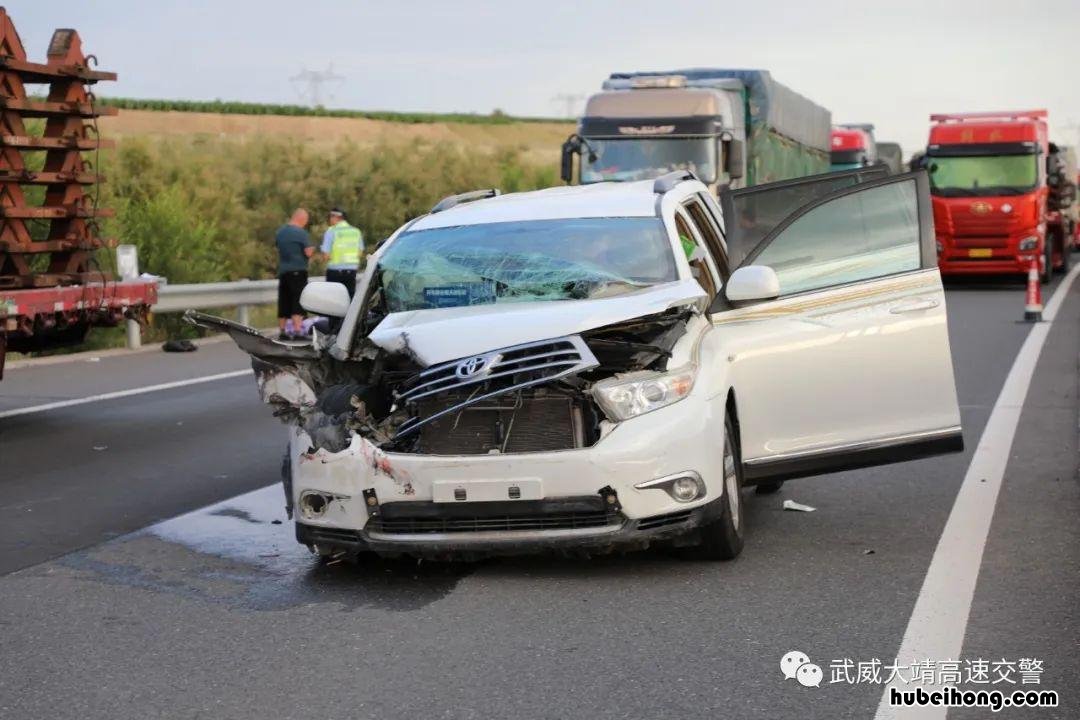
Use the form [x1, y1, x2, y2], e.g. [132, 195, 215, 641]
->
[60, 485, 474, 613]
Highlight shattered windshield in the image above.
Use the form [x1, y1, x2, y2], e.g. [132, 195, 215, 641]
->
[378, 217, 677, 312]
[580, 137, 718, 184]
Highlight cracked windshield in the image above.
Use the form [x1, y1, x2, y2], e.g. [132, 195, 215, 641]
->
[378, 217, 677, 311]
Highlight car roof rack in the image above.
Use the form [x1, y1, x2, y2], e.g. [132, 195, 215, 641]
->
[430, 188, 501, 214]
[653, 170, 699, 194]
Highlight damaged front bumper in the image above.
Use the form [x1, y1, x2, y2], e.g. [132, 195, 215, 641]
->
[296, 495, 726, 558]
[286, 387, 726, 559]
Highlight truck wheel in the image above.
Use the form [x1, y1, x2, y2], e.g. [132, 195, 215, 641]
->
[685, 413, 745, 561]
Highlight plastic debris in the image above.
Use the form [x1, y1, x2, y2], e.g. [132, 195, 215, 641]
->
[782, 499, 816, 512]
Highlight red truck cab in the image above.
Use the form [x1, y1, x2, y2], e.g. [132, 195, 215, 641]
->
[829, 127, 873, 172]
[927, 110, 1059, 282]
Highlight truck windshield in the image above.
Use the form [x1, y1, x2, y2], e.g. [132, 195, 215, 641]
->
[377, 217, 677, 312]
[830, 150, 866, 168]
[928, 154, 1038, 197]
[580, 137, 717, 184]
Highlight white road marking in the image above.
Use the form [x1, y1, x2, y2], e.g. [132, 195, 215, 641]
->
[0, 369, 253, 419]
[875, 265, 1080, 719]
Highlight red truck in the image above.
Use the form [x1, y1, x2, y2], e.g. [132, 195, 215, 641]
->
[829, 125, 876, 172]
[926, 110, 1068, 283]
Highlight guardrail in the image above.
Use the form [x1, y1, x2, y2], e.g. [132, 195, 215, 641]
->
[155, 279, 280, 324]
[127, 276, 325, 349]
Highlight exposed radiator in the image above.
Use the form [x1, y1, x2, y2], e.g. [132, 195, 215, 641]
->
[416, 391, 584, 455]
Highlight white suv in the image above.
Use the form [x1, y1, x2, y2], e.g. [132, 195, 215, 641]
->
[192, 169, 962, 561]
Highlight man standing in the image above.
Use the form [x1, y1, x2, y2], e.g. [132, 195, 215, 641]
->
[275, 208, 313, 340]
[321, 207, 363, 297]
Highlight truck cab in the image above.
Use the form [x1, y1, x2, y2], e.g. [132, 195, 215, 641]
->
[926, 110, 1058, 282]
[830, 125, 877, 171]
[562, 70, 830, 196]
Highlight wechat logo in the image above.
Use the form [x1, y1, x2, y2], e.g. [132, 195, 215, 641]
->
[781, 650, 823, 688]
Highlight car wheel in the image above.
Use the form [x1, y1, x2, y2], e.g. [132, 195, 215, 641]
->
[755, 479, 784, 495]
[685, 413, 745, 560]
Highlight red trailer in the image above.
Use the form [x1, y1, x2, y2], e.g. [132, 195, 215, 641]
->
[0, 8, 155, 377]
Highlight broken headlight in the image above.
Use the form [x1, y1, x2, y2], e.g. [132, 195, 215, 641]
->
[591, 364, 697, 421]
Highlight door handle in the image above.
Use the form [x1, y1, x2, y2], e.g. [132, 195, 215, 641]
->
[890, 298, 939, 314]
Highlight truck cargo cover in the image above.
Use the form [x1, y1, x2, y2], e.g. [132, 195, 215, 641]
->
[606, 68, 831, 153]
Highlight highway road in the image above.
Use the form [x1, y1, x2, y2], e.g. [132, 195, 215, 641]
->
[0, 276, 1077, 719]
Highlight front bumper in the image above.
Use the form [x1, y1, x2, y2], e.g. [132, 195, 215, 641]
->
[287, 390, 726, 558]
[938, 251, 1037, 276]
[296, 495, 725, 558]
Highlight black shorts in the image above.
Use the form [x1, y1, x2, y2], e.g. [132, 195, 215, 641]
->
[277, 270, 308, 318]
[325, 267, 357, 297]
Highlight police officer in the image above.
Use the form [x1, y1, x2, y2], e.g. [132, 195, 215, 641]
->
[321, 207, 363, 297]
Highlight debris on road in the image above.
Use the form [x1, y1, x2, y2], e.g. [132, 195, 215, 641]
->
[782, 500, 816, 512]
[162, 339, 198, 353]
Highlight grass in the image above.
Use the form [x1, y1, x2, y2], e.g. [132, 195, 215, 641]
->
[98, 97, 571, 125]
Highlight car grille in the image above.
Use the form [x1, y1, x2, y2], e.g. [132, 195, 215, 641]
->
[416, 392, 583, 454]
[393, 336, 598, 439]
[371, 498, 621, 535]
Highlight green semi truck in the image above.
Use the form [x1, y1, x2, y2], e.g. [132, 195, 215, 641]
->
[561, 69, 832, 194]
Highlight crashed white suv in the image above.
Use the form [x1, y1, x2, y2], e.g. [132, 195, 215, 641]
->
[191, 169, 962, 561]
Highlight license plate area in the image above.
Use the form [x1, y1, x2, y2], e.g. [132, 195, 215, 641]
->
[433, 479, 543, 503]
[968, 248, 993, 258]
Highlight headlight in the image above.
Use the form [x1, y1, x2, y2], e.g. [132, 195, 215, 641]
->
[936, 240, 943, 254]
[1018, 235, 1039, 251]
[591, 364, 697, 421]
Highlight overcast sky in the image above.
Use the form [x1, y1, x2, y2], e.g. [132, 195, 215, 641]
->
[10, 0, 1080, 154]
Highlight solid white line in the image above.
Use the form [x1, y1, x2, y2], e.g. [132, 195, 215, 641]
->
[875, 265, 1080, 719]
[0, 369, 253, 419]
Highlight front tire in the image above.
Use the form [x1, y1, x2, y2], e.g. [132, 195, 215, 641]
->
[685, 413, 745, 560]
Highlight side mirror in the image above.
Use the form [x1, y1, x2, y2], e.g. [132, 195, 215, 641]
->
[725, 265, 780, 303]
[726, 139, 745, 180]
[300, 281, 351, 318]
[560, 135, 580, 184]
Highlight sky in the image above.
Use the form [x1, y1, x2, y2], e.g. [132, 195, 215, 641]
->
[9, 0, 1080, 154]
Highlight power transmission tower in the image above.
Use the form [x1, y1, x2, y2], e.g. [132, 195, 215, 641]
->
[289, 65, 345, 108]
[551, 93, 584, 118]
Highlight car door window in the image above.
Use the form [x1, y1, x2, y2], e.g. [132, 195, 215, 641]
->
[748, 177, 921, 296]
[674, 210, 719, 298]
[683, 195, 729, 278]
[720, 166, 890, 268]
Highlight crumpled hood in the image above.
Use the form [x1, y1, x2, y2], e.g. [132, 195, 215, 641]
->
[367, 279, 707, 366]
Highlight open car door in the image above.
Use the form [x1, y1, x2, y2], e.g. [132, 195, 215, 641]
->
[720, 166, 889, 268]
[713, 170, 963, 482]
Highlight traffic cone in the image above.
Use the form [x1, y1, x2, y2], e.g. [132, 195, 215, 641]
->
[1024, 258, 1042, 322]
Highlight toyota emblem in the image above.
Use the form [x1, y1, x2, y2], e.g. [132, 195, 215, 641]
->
[455, 355, 491, 379]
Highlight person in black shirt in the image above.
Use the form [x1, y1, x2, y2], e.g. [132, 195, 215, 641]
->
[275, 208, 313, 339]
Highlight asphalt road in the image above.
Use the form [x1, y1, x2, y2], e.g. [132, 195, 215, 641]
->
[0, 277, 1076, 720]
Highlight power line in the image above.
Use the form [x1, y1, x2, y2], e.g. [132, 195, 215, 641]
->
[289, 65, 345, 108]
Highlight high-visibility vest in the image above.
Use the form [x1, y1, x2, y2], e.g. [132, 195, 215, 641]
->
[328, 223, 363, 267]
